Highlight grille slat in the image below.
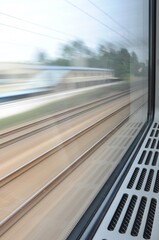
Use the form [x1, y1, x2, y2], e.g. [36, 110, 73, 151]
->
[138, 151, 146, 164]
[119, 195, 137, 233]
[144, 170, 154, 192]
[154, 170, 159, 193]
[145, 139, 151, 148]
[150, 129, 155, 137]
[152, 152, 158, 166]
[136, 169, 147, 190]
[108, 194, 128, 231]
[143, 199, 157, 239]
[154, 123, 157, 128]
[151, 139, 156, 149]
[155, 130, 159, 138]
[127, 168, 139, 189]
[131, 197, 147, 236]
[145, 151, 152, 165]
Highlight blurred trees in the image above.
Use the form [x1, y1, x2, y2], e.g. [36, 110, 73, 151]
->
[60, 40, 93, 66]
[39, 40, 147, 80]
[36, 51, 48, 63]
[115, 48, 130, 79]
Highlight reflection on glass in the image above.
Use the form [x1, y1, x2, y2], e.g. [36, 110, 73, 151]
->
[0, 0, 149, 239]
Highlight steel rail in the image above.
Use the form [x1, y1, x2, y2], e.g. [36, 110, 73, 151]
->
[1, 89, 133, 148]
[0, 95, 143, 188]
[0, 101, 146, 237]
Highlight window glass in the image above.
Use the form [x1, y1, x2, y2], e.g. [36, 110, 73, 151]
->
[0, 0, 149, 239]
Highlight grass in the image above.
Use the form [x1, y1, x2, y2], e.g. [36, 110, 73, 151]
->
[1, 83, 129, 131]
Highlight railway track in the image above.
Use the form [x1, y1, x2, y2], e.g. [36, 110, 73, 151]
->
[1, 89, 134, 148]
[1, 91, 142, 183]
[0, 93, 143, 186]
[0, 95, 145, 237]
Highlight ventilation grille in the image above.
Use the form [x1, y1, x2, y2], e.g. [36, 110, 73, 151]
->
[145, 123, 159, 150]
[92, 122, 159, 240]
[126, 168, 159, 193]
[143, 198, 157, 239]
[119, 195, 137, 234]
[108, 194, 128, 231]
[107, 194, 157, 239]
[154, 170, 159, 193]
[131, 196, 147, 237]
[127, 168, 139, 188]
[138, 151, 159, 166]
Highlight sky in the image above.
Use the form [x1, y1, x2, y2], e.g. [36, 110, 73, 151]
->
[0, 0, 149, 62]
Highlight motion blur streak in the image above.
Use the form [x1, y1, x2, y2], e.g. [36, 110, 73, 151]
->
[0, 0, 149, 239]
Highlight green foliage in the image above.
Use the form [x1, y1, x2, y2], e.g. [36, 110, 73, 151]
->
[115, 48, 130, 80]
[36, 51, 48, 63]
[50, 58, 71, 66]
[38, 40, 147, 80]
[61, 40, 92, 59]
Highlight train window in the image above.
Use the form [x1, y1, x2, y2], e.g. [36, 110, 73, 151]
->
[0, 0, 150, 239]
